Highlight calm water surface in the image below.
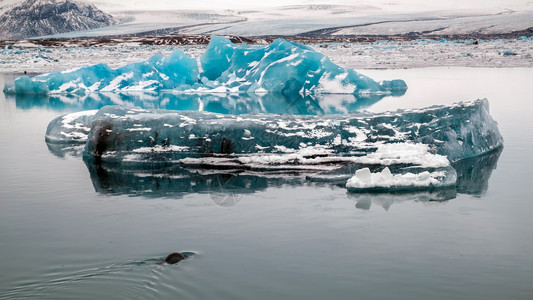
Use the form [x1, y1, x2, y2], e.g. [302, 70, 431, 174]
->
[1, 68, 532, 299]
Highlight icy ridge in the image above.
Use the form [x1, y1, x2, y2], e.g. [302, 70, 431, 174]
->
[4, 36, 407, 96]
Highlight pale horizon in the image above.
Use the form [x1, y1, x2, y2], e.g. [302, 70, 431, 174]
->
[89, 0, 533, 12]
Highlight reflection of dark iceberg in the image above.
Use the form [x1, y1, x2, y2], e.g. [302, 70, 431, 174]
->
[83, 148, 500, 205]
[7, 91, 395, 115]
[85, 162, 305, 206]
[348, 149, 502, 210]
[349, 188, 458, 210]
[452, 148, 502, 196]
[46, 142, 85, 158]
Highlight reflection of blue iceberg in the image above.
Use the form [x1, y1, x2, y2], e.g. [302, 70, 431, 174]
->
[46, 99, 502, 192]
[4, 36, 406, 97]
[8, 92, 389, 115]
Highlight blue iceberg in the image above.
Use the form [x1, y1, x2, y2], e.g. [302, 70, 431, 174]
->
[197, 36, 407, 95]
[3, 51, 199, 95]
[45, 99, 502, 192]
[4, 36, 406, 97]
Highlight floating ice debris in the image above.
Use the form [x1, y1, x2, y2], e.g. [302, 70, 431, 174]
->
[345, 166, 456, 192]
[502, 50, 517, 56]
[4, 36, 406, 97]
[309, 143, 457, 191]
[45, 99, 502, 192]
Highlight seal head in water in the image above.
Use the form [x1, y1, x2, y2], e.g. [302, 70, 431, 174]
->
[164, 252, 186, 264]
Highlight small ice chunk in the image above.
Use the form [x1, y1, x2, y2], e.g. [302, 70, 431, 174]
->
[380, 166, 393, 181]
[355, 168, 372, 183]
[346, 167, 450, 191]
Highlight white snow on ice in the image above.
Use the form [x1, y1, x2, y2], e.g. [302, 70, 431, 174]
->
[346, 167, 445, 189]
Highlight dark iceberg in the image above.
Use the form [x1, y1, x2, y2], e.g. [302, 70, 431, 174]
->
[45, 99, 503, 192]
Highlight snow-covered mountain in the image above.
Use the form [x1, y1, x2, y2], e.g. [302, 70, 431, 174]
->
[0, 0, 19, 15]
[0, 0, 116, 40]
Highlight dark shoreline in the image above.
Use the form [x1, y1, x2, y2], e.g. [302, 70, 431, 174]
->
[1, 26, 532, 48]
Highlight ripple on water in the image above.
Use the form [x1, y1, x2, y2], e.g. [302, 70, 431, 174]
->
[1, 255, 210, 300]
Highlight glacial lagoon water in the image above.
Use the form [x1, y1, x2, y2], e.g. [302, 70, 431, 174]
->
[1, 68, 533, 299]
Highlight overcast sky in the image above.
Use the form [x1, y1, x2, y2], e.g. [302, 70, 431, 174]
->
[91, 0, 533, 11]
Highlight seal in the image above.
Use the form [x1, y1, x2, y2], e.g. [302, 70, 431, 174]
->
[163, 252, 186, 264]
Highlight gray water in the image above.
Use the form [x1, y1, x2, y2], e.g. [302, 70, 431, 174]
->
[1, 68, 532, 300]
